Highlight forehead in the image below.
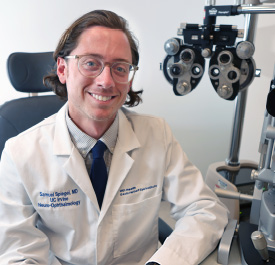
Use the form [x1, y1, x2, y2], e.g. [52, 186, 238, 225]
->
[73, 26, 132, 61]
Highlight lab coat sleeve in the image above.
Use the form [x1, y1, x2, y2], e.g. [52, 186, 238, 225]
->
[147, 122, 229, 265]
[0, 143, 61, 265]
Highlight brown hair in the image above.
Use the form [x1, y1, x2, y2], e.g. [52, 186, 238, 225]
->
[43, 10, 142, 107]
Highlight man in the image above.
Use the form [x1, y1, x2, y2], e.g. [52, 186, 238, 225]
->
[0, 10, 228, 265]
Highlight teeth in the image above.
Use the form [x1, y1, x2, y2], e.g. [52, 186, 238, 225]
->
[91, 94, 112, 102]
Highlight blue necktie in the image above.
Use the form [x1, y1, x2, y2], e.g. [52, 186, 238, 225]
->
[90, 140, 108, 209]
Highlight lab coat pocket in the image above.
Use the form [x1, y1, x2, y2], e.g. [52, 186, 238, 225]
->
[112, 192, 162, 258]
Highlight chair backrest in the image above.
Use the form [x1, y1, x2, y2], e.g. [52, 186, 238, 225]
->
[0, 52, 66, 158]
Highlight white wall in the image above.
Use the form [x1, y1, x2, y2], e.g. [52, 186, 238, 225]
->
[1, 0, 275, 175]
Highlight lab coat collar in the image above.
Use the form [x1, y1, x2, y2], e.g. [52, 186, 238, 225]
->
[53, 103, 99, 204]
[52, 104, 141, 216]
[53, 105, 140, 155]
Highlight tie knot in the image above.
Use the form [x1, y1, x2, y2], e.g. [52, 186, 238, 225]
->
[92, 140, 107, 159]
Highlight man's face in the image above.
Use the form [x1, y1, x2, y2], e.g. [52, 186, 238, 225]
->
[57, 26, 132, 132]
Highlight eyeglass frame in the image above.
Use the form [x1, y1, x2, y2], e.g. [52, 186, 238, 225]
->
[64, 54, 139, 84]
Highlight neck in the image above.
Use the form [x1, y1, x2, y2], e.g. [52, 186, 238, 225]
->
[75, 117, 115, 140]
[67, 104, 117, 139]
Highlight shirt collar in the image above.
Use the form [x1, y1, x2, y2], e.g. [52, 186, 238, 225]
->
[65, 105, 119, 158]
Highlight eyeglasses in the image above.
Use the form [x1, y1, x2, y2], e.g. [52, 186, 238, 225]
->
[64, 55, 138, 84]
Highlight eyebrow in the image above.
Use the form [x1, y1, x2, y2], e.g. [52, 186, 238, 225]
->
[83, 53, 131, 64]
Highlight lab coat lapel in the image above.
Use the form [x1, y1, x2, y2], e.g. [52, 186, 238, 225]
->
[63, 147, 99, 206]
[99, 109, 141, 221]
[53, 104, 99, 209]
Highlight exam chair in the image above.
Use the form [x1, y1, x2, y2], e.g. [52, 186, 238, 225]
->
[0, 52, 66, 158]
[158, 217, 173, 244]
[0, 51, 173, 244]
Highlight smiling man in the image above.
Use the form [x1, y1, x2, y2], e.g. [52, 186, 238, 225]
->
[57, 26, 134, 138]
[0, 10, 229, 265]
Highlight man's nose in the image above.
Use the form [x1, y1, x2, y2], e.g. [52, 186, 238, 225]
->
[96, 65, 115, 88]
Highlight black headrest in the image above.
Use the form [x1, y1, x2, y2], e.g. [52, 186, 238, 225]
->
[7, 52, 55, 93]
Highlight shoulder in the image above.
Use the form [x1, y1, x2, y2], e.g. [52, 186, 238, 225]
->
[14, 113, 56, 138]
[6, 104, 67, 147]
[121, 107, 167, 128]
[4, 112, 58, 153]
[120, 107, 174, 141]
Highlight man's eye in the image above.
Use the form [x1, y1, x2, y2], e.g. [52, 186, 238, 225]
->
[82, 59, 100, 70]
[113, 64, 129, 75]
[85, 60, 99, 67]
[87, 61, 96, 66]
[116, 66, 126, 73]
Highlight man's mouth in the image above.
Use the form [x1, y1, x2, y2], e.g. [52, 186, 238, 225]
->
[89, 93, 113, 102]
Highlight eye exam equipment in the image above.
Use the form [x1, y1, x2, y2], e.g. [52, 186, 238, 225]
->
[161, 0, 275, 264]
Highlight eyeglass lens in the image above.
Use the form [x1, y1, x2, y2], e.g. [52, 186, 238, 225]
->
[79, 56, 135, 83]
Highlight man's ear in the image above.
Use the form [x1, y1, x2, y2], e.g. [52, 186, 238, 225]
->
[57, 57, 67, 84]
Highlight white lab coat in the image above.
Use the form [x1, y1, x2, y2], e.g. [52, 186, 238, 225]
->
[0, 104, 228, 265]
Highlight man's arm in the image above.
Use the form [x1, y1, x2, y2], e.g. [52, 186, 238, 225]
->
[0, 145, 58, 264]
[147, 122, 229, 265]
